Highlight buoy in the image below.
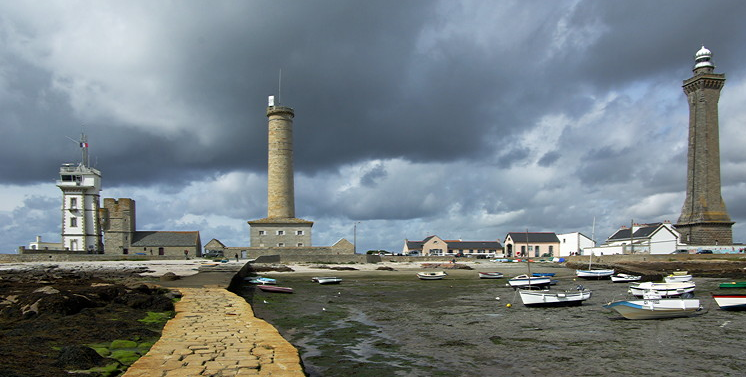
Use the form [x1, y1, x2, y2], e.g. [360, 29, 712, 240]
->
[495, 297, 500, 301]
[506, 303, 512, 308]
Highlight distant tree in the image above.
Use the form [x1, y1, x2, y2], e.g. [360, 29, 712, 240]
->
[366, 250, 389, 255]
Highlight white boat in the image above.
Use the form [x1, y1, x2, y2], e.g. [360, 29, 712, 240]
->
[478, 271, 504, 279]
[576, 269, 615, 279]
[628, 281, 695, 298]
[312, 277, 342, 284]
[519, 287, 592, 307]
[417, 271, 447, 280]
[508, 274, 551, 289]
[712, 294, 746, 310]
[664, 274, 693, 283]
[611, 273, 642, 283]
[604, 291, 702, 320]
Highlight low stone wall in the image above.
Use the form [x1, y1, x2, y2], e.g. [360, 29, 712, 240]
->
[0, 254, 188, 263]
[565, 253, 746, 264]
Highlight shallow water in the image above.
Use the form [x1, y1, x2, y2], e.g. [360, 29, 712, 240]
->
[235, 264, 746, 376]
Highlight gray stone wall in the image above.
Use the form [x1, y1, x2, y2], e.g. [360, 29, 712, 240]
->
[248, 222, 312, 247]
[101, 198, 136, 254]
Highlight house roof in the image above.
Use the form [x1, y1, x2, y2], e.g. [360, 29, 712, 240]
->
[406, 241, 424, 250]
[506, 232, 560, 243]
[448, 241, 503, 249]
[131, 231, 201, 247]
[607, 223, 663, 241]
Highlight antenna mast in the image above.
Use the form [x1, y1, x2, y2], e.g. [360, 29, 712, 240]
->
[278, 68, 282, 106]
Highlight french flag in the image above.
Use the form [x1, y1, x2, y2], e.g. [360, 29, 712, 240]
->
[80, 142, 88, 148]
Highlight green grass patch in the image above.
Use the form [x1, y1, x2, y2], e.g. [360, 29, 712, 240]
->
[138, 311, 175, 325]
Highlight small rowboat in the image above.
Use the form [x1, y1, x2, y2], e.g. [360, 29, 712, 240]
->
[611, 273, 642, 283]
[604, 291, 702, 320]
[417, 271, 447, 280]
[519, 287, 592, 307]
[712, 294, 746, 310]
[508, 274, 551, 289]
[312, 277, 343, 284]
[576, 269, 615, 279]
[246, 277, 277, 285]
[478, 272, 504, 279]
[531, 272, 555, 277]
[628, 282, 695, 298]
[719, 281, 746, 289]
[664, 274, 693, 283]
[257, 285, 293, 293]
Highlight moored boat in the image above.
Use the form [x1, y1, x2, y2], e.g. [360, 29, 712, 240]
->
[478, 272, 504, 279]
[531, 272, 555, 277]
[664, 274, 693, 283]
[417, 271, 447, 280]
[576, 269, 615, 279]
[245, 277, 277, 285]
[628, 281, 695, 298]
[719, 281, 746, 289]
[611, 273, 642, 283]
[603, 292, 702, 320]
[508, 274, 551, 289]
[312, 277, 343, 284]
[519, 286, 592, 307]
[712, 294, 746, 310]
[257, 285, 294, 293]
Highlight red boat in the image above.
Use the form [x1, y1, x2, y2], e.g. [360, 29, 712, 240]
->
[257, 285, 294, 293]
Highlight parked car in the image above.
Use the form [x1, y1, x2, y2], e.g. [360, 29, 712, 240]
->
[696, 250, 713, 254]
[671, 250, 689, 254]
[203, 251, 224, 258]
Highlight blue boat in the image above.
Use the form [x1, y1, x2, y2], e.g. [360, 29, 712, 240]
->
[532, 272, 555, 277]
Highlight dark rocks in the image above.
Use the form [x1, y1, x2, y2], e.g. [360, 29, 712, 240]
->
[56, 345, 105, 369]
[159, 272, 180, 281]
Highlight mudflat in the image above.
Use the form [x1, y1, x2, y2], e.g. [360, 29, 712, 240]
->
[238, 262, 746, 377]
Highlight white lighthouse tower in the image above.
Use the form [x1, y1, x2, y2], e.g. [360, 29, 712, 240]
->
[57, 133, 102, 252]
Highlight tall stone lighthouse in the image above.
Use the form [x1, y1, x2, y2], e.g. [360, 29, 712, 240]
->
[675, 46, 733, 245]
[248, 96, 313, 248]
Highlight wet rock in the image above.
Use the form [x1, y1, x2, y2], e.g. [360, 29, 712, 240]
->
[159, 272, 180, 281]
[56, 345, 105, 369]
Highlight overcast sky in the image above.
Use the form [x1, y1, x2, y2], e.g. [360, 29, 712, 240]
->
[2, 0, 746, 254]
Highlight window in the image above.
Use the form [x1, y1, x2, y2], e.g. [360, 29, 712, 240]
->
[70, 198, 77, 209]
[70, 217, 77, 227]
[277, 230, 285, 235]
[123, 248, 128, 255]
[296, 230, 304, 235]
[258, 230, 266, 235]
[297, 243, 304, 247]
[278, 243, 285, 247]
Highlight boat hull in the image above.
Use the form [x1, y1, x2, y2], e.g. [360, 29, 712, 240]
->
[576, 269, 615, 279]
[508, 275, 551, 289]
[312, 277, 342, 284]
[257, 285, 294, 293]
[611, 274, 641, 283]
[604, 298, 701, 320]
[417, 271, 447, 280]
[519, 290, 592, 307]
[629, 282, 695, 298]
[712, 294, 746, 310]
[478, 272, 504, 279]
[664, 275, 693, 283]
[718, 282, 746, 289]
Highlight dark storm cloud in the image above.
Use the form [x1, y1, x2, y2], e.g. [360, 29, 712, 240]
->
[2, 1, 746, 253]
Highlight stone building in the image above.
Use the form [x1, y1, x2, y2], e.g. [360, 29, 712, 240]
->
[402, 235, 503, 258]
[675, 46, 734, 245]
[503, 232, 560, 258]
[100, 198, 201, 257]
